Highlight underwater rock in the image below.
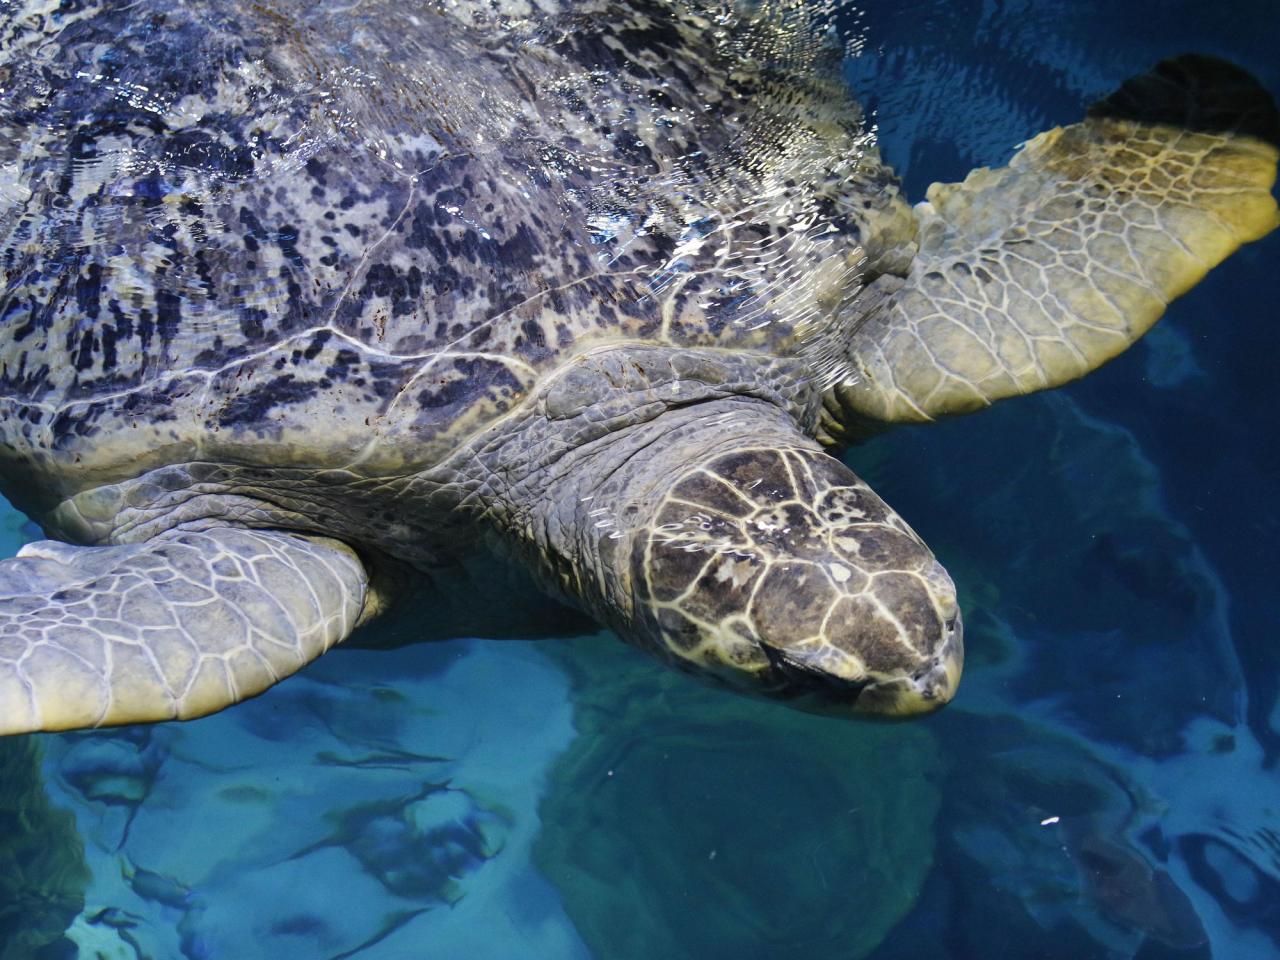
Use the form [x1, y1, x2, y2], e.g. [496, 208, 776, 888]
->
[535, 636, 941, 960]
[0, 737, 89, 960]
[301, 780, 508, 903]
[37, 639, 588, 960]
[893, 711, 1213, 958]
[54, 729, 165, 808]
[1062, 818, 1207, 951]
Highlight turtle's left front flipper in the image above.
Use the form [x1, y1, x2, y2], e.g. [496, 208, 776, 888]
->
[835, 55, 1280, 429]
[0, 528, 369, 735]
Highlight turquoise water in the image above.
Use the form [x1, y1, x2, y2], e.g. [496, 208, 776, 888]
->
[2, 1, 1279, 958]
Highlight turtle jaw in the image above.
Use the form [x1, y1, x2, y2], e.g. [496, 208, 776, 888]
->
[757, 593, 964, 718]
[852, 613, 964, 717]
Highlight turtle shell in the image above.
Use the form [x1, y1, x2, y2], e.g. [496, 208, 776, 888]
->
[0, 0, 910, 514]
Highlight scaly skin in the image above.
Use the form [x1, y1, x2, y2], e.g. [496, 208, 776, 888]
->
[835, 56, 1280, 429]
[0, 528, 366, 734]
[477, 346, 961, 715]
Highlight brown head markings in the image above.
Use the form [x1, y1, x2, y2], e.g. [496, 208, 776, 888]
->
[638, 446, 962, 714]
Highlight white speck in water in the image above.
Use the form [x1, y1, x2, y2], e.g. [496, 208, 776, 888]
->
[1040, 815, 1060, 826]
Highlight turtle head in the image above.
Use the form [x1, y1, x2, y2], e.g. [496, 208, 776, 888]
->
[636, 446, 962, 716]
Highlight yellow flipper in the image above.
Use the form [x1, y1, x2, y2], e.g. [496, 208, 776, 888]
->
[838, 55, 1280, 425]
[0, 528, 368, 735]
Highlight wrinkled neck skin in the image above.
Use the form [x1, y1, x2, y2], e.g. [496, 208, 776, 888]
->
[472, 344, 823, 637]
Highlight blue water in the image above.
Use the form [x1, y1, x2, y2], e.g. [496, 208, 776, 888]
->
[3, 1, 1279, 958]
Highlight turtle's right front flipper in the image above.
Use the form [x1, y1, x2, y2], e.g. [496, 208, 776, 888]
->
[834, 55, 1280, 431]
[0, 528, 369, 735]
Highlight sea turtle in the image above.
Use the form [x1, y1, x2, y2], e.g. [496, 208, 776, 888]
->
[0, 0, 1275, 735]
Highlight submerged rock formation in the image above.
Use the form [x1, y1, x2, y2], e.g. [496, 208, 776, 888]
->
[0, 737, 89, 960]
[536, 637, 942, 960]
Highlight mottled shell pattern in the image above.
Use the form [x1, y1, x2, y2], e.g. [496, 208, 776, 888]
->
[0, 0, 911, 519]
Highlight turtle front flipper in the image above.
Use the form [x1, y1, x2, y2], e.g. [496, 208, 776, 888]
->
[834, 55, 1280, 429]
[0, 528, 369, 735]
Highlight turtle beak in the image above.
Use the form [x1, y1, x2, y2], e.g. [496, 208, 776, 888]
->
[853, 613, 964, 717]
[758, 608, 962, 718]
